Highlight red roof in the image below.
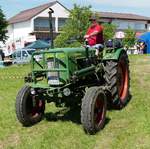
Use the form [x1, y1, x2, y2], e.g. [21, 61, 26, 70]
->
[9, 1, 58, 24]
[9, 1, 150, 24]
[99, 11, 150, 21]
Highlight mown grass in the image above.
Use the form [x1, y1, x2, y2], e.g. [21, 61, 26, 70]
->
[0, 55, 150, 149]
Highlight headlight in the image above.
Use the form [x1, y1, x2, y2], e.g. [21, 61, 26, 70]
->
[47, 58, 60, 85]
[30, 88, 36, 95]
[63, 88, 71, 96]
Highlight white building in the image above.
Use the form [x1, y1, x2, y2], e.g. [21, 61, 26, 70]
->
[6, 1, 69, 53]
[5, 0, 150, 54]
[99, 12, 150, 36]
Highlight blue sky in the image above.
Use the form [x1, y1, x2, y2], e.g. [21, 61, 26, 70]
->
[1, 0, 150, 19]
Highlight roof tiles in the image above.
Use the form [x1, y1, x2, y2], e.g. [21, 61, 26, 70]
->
[9, 1, 57, 24]
[8, 1, 150, 24]
[99, 11, 150, 21]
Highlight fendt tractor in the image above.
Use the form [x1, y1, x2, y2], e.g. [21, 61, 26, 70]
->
[15, 10, 130, 134]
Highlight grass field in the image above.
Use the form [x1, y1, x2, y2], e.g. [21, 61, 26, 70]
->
[0, 55, 150, 149]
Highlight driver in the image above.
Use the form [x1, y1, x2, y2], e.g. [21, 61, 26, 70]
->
[84, 15, 104, 55]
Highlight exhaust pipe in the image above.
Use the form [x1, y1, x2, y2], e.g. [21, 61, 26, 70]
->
[48, 8, 54, 49]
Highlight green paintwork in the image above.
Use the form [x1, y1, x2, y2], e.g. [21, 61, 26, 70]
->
[29, 46, 123, 89]
[103, 48, 125, 60]
[74, 65, 95, 77]
[30, 47, 96, 88]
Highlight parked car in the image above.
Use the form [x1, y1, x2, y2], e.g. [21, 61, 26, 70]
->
[12, 48, 35, 64]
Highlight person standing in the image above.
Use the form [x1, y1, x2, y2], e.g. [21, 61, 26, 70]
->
[0, 49, 5, 61]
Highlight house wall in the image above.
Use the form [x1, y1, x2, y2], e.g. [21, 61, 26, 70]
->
[6, 20, 33, 52]
[147, 24, 150, 30]
[6, 2, 70, 52]
[32, 2, 69, 32]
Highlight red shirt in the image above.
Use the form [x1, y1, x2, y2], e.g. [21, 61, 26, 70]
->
[86, 23, 104, 46]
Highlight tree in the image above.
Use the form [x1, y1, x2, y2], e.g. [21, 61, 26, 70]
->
[54, 4, 92, 48]
[0, 7, 8, 43]
[123, 27, 136, 48]
[103, 23, 117, 41]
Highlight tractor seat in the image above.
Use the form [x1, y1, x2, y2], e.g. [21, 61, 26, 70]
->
[105, 39, 123, 49]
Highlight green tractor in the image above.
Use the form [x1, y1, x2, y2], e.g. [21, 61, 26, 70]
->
[15, 40, 130, 134]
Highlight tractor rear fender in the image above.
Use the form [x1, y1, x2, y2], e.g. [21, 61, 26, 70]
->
[103, 48, 125, 61]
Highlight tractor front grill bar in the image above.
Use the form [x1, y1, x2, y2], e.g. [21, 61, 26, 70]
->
[31, 50, 69, 86]
[33, 69, 67, 72]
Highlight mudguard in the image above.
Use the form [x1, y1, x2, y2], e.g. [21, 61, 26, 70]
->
[103, 48, 126, 61]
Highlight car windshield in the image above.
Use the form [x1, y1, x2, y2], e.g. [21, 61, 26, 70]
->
[27, 50, 35, 55]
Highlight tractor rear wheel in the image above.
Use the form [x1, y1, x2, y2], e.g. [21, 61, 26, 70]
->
[104, 51, 130, 108]
[81, 87, 107, 134]
[16, 85, 45, 126]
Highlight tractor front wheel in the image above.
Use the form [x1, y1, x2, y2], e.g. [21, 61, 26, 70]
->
[81, 87, 107, 134]
[16, 85, 45, 126]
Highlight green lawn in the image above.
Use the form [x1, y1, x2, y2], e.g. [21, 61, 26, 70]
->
[0, 55, 150, 149]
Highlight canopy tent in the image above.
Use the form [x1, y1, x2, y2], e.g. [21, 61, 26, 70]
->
[137, 32, 150, 54]
[25, 40, 50, 49]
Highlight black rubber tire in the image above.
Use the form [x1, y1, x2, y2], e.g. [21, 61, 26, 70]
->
[104, 51, 130, 109]
[15, 85, 45, 126]
[81, 87, 107, 134]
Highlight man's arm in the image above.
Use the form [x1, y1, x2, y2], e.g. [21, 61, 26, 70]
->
[89, 30, 100, 37]
[84, 31, 99, 39]
[84, 25, 103, 39]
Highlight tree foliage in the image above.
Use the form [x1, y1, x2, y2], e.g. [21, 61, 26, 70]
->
[54, 4, 92, 48]
[103, 23, 117, 41]
[0, 7, 8, 43]
[54, 6, 119, 48]
[123, 27, 136, 48]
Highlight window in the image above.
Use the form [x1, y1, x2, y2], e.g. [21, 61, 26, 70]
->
[113, 20, 146, 30]
[58, 18, 67, 31]
[27, 50, 35, 55]
[16, 51, 21, 58]
[119, 22, 129, 29]
[112, 21, 128, 29]
[22, 51, 28, 57]
[134, 23, 145, 30]
[128, 22, 134, 29]
[34, 17, 55, 31]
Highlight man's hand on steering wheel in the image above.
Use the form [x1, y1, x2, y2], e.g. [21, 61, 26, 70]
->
[84, 35, 90, 39]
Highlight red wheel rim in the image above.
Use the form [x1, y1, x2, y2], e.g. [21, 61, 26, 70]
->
[117, 61, 129, 101]
[94, 96, 105, 126]
[26, 94, 44, 118]
[31, 100, 43, 118]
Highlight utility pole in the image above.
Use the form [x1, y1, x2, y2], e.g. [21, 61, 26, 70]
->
[48, 8, 54, 49]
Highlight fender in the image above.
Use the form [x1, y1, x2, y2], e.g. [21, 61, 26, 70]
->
[102, 48, 125, 61]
